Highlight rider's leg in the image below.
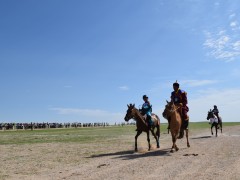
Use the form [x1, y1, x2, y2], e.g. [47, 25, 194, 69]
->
[178, 108, 188, 139]
[167, 118, 171, 129]
[178, 118, 184, 139]
[147, 114, 152, 127]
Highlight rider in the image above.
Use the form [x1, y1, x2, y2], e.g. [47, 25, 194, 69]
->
[170, 81, 189, 139]
[142, 95, 153, 127]
[212, 105, 220, 123]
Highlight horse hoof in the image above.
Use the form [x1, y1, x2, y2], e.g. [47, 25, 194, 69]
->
[135, 149, 138, 152]
[157, 146, 160, 148]
[187, 144, 190, 148]
[170, 149, 174, 153]
[175, 147, 179, 151]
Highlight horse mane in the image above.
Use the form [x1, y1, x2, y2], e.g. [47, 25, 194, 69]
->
[132, 107, 147, 124]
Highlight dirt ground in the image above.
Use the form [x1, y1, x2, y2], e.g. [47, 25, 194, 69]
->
[1, 126, 240, 180]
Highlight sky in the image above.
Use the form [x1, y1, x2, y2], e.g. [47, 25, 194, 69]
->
[1, 0, 240, 124]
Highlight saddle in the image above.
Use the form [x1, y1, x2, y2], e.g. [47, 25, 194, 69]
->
[210, 115, 218, 124]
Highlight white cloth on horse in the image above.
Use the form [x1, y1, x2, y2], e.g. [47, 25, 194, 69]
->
[218, 116, 222, 122]
[210, 114, 218, 124]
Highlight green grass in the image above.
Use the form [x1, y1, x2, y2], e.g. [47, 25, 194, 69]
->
[189, 121, 240, 130]
[0, 126, 137, 145]
[0, 122, 239, 145]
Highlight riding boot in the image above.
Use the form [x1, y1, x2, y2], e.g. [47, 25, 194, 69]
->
[177, 118, 184, 139]
[147, 116, 153, 129]
[178, 129, 184, 139]
[167, 118, 171, 130]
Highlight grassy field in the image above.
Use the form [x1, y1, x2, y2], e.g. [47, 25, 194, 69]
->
[0, 122, 239, 145]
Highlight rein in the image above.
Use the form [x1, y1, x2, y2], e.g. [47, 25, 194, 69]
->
[166, 105, 180, 113]
[130, 108, 149, 127]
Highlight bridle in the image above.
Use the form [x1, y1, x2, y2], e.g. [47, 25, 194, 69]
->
[125, 107, 137, 121]
[166, 104, 180, 113]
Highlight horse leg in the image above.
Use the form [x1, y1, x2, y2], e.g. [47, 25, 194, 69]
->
[147, 131, 151, 151]
[135, 131, 142, 152]
[156, 125, 160, 148]
[186, 129, 190, 147]
[220, 122, 222, 133]
[175, 144, 179, 151]
[215, 124, 218, 137]
[170, 134, 177, 153]
[211, 124, 213, 135]
[151, 129, 159, 148]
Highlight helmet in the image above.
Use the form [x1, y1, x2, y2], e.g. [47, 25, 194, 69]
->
[142, 95, 148, 99]
[214, 105, 217, 108]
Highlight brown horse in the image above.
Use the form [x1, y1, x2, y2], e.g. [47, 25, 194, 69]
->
[124, 104, 160, 152]
[163, 101, 190, 152]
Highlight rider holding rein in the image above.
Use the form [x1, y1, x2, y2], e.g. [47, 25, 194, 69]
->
[171, 81, 189, 139]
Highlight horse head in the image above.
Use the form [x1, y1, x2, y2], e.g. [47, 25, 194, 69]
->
[162, 100, 175, 119]
[124, 104, 136, 121]
[207, 110, 214, 120]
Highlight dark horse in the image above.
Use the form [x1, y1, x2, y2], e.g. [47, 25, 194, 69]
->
[124, 104, 160, 152]
[162, 101, 190, 152]
[207, 110, 222, 137]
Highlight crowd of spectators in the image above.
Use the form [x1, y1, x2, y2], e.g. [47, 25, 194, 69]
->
[0, 122, 136, 130]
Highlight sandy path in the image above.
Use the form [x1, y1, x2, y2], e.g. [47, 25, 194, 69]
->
[1, 126, 240, 180]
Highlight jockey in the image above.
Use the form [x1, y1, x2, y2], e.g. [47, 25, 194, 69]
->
[170, 81, 189, 139]
[142, 95, 153, 127]
[212, 105, 220, 123]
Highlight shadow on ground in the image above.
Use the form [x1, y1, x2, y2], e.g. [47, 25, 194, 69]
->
[191, 136, 212, 139]
[86, 148, 171, 160]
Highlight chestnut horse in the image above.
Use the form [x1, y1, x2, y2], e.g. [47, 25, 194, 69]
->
[162, 101, 190, 152]
[124, 104, 160, 152]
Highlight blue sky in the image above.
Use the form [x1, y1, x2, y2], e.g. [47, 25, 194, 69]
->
[1, 0, 240, 124]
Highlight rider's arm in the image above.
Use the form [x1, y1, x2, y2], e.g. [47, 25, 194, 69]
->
[170, 92, 174, 102]
[181, 92, 188, 106]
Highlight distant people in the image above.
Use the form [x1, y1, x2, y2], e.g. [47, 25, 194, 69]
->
[170, 81, 189, 139]
[141, 95, 152, 127]
[212, 105, 220, 123]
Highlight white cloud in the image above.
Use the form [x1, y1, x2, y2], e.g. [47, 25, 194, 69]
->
[229, 13, 236, 19]
[149, 79, 217, 92]
[233, 41, 240, 51]
[119, 86, 129, 91]
[230, 21, 240, 31]
[50, 108, 124, 124]
[203, 30, 240, 61]
[189, 88, 240, 122]
[181, 80, 218, 87]
[230, 21, 238, 27]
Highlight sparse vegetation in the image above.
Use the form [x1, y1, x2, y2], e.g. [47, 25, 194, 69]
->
[0, 122, 239, 145]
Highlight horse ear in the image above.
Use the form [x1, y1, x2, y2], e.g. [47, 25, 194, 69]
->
[127, 104, 129, 108]
[133, 104, 135, 107]
[166, 100, 169, 103]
